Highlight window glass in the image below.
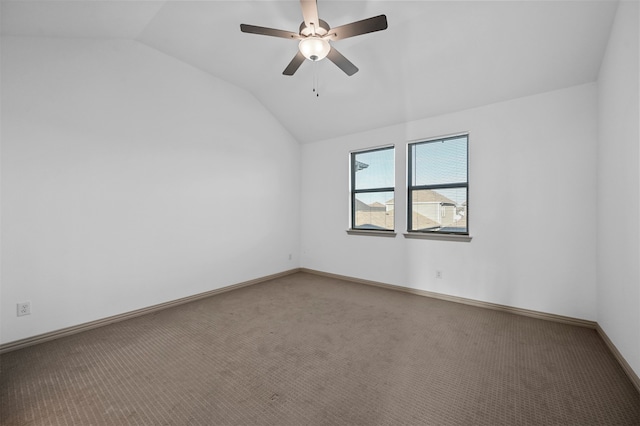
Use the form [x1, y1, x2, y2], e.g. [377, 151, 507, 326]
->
[351, 146, 394, 231]
[353, 149, 395, 190]
[408, 135, 468, 234]
[354, 191, 395, 230]
[411, 136, 467, 186]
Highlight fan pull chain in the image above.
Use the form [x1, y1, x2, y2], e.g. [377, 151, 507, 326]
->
[312, 61, 319, 97]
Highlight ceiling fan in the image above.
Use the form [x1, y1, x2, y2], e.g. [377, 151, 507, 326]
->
[240, 0, 388, 76]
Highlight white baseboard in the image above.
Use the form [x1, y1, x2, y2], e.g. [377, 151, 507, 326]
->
[0, 268, 300, 354]
[302, 268, 640, 393]
[301, 268, 596, 328]
[596, 324, 640, 394]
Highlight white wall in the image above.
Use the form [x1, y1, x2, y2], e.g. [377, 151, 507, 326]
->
[301, 83, 598, 321]
[1, 37, 300, 344]
[597, 0, 640, 378]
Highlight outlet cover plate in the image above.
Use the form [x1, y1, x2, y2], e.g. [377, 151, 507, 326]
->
[17, 302, 31, 316]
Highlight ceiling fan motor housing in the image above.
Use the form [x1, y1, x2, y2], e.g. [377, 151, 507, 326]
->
[299, 19, 330, 37]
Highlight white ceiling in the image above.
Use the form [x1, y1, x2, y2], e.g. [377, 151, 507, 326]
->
[1, 0, 618, 143]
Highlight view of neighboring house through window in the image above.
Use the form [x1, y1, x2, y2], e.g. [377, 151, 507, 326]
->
[350, 146, 395, 231]
[408, 135, 468, 234]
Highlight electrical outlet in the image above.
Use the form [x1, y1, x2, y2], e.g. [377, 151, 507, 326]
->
[436, 270, 443, 279]
[17, 302, 31, 316]
[288, 253, 292, 260]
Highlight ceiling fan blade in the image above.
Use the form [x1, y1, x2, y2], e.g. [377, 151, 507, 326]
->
[326, 15, 388, 41]
[240, 24, 301, 39]
[283, 51, 306, 76]
[326, 47, 358, 76]
[300, 0, 320, 32]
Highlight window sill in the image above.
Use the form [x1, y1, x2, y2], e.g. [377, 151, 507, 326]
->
[403, 232, 472, 242]
[346, 229, 397, 237]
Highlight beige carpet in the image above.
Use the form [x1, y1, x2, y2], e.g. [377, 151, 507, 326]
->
[1, 272, 639, 425]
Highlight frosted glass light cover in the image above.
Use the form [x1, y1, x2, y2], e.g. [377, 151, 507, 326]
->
[298, 37, 330, 61]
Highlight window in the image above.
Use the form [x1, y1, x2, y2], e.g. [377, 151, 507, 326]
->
[408, 135, 468, 234]
[350, 146, 395, 231]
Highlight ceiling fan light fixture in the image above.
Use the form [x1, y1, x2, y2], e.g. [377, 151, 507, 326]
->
[299, 36, 330, 61]
[240, 1, 388, 76]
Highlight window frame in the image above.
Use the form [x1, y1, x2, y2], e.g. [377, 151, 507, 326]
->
[407, 134, 469, 237]
[349, 145, 396, 234]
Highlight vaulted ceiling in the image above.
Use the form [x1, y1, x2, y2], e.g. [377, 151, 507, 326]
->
[1, 1, 618, 143]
